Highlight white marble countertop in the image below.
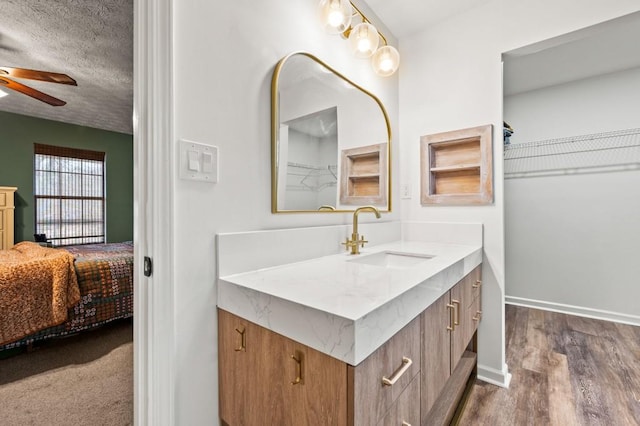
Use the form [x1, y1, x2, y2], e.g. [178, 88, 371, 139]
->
[218, 240, 482, 365]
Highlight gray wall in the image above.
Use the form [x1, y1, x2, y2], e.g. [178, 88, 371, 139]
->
[0, 111, 133, 243]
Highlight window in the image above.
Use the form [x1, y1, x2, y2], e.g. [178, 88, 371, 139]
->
[34, 143, 106, 246]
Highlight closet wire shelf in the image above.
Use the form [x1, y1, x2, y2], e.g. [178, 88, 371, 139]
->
[504, 128, 640, 179]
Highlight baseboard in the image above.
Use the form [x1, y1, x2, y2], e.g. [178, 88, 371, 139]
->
[477, 363, 511, 388]
[505, 296, 640, 327]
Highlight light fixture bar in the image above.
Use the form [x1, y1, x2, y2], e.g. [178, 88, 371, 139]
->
[346, 1, 388, 46]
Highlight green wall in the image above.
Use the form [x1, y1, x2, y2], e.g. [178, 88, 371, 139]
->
[0, 111, 133, 243]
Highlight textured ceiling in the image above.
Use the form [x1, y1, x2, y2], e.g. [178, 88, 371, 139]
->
[0, 0, 133, 135]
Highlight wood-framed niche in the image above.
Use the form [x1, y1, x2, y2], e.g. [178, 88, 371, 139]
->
[420, 124, 493, 205]
[340, 143, 388, 206]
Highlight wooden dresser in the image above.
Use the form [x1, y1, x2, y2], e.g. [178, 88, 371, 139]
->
[0, 186, 17, 250]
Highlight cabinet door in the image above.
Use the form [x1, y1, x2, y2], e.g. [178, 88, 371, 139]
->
[219, 308, 347, 426]
[219, 309, 288, 425]
[420, 292, 451, 420]
[219, 308, 258, 425]
[287, 339, 348, 425]
[449, 279, 467, 370]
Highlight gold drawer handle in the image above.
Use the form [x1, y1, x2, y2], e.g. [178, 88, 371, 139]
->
[473, 279, 482, 288]
[446, 303, 456, 331]
[291, 353, 303, 385]
[473, 310, 483, 322]
[234, 327, 246, 352]
[382, 357, 412, 386]
[451, 299, 460, 326]
[402, 422, 411, 426]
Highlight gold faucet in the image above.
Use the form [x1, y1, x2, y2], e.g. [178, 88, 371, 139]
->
[342, 205, 381, 255]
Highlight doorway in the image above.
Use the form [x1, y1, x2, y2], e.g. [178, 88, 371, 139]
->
[502, 12, 640, 324]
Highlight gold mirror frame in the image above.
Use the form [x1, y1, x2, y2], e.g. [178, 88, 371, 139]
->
[271, 51, 392, 213]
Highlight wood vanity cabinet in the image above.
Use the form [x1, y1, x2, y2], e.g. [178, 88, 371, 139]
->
[218, 309, 420, 426]
[218, 265, 482, 426]
[421, 265, 482, 425]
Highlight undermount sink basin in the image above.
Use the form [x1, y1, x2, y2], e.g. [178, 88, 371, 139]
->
[348, 251, 434, 268]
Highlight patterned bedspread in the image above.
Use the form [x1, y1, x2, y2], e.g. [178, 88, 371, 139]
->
[0, 241, 134, 350]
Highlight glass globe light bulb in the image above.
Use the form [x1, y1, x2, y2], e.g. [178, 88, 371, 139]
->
[348, 22, 379, 58]
[318, 0, 352, 34]
[372, 45, 400, 77]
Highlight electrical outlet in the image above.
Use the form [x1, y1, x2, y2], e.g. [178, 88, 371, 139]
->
[401, 183, 411, 199]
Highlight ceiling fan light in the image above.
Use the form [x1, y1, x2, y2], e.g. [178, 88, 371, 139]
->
[372, 45, 400, 77]
[318, 0, 353, 34]
[348, 22, 379, 58]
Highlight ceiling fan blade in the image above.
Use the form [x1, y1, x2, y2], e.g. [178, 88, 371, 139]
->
[0, 67, 77, 86]
[0, 76, 67, 106]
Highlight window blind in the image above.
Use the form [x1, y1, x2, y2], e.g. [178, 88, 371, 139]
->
[34, 143, 106, 246]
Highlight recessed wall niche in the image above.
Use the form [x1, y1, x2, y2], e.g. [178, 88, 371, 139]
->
[340, 142, 387, 205]
[420, 124, 493, 205]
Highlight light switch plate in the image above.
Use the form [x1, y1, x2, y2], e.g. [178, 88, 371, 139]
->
[401, 183, 411, 199]
[179, 139, 218, 182]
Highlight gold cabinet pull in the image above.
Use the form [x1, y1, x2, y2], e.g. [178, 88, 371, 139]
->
[382, 356, 413, 386]
[451, 299, 461, 326]
[291, 353, 303, 385]
[473, 310, 483, 322]
[473, 279, 482, 289]
[401, 422, 411, 426]
[234, 327, 246, 352]
[446, 303, 456, 331]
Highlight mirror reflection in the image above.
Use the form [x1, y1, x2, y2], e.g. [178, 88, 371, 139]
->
[272, 52, 391, 213]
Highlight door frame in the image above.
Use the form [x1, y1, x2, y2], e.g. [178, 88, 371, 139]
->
[133, 0, 175, 424]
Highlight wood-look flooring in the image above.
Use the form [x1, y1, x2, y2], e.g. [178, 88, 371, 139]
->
[458, 305, 640, 425]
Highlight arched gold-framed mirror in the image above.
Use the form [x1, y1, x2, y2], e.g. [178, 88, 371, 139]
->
[271, 52, 392, 213]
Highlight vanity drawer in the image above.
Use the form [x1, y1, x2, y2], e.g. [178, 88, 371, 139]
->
[0, 193, 6, 207]
[377, 374, 420, 426]
[463, 265, 482, 308]
[470, 292, 482, 333]
[349, 316, 421, 426]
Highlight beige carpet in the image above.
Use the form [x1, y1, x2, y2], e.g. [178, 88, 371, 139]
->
[0, 320, 133, 426]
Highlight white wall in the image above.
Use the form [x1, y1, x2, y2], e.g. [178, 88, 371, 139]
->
[172, 1, 398, 423]
[504, 67, 640, 320]
[505, 67, 640, 142]
[170, 0, 640, 422]
[398, 0, 640, 385]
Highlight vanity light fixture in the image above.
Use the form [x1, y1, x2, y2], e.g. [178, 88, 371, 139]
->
[318, 0, 400, 76]
[318, 0, 353, 34]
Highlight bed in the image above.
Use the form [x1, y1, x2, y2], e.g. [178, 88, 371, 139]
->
[0, 241, 133, 351]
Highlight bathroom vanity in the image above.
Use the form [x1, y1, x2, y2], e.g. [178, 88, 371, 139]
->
[217, 224, 483, 425]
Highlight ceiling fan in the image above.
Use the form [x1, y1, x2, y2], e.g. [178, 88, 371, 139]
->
[0, 67, 77, 106]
